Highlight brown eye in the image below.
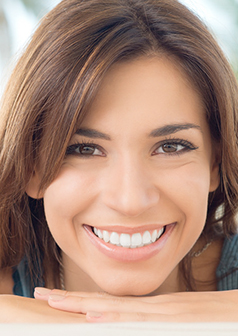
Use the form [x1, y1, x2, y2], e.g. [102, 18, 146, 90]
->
[152, 139, 197, 156]
[161, 143, 178, 153]
[153, 143, 184, 154]
[76, 145, 97, 155]
[66, 143, 105, 157]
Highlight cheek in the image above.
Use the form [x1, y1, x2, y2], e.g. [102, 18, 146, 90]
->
[161, 162, 211, 224]
[157, 163, 211, 260]
[43, 165, 98, 227]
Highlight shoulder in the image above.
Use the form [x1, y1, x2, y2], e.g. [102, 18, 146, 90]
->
[216, 234, 238, 290]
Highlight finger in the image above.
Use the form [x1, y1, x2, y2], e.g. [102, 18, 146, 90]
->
[47, 293, 188, 315]
[34, 288, 53, 301]
[34, 287, 155, 303]
[34, 288, 110, 300]
[86, 311, 185, 323]
[47, 293, 157, 314]
[86, 310, 218, 323]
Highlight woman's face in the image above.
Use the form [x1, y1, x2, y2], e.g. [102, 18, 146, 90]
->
[29, 56, 220, 295]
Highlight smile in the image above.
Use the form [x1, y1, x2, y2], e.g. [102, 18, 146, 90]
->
[84, 223, 175, 262]
[93, 227, 165, 248]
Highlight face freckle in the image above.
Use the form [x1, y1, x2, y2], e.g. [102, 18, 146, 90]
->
[41, 56, 220, 296]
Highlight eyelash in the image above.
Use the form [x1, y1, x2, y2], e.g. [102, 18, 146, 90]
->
[65, 138, 198, 158]
[65, 140, 106, 158]
[151, 138, 198, 156]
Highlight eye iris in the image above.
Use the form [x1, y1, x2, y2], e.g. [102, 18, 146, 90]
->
[79, 145, 95, 155]
[162, 143, 178, 152]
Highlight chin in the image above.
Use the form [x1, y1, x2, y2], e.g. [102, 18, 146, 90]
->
[98, 279, 159, 296]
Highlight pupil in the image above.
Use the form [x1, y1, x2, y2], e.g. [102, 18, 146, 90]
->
[162, 143, 177, 152]
[80, 146, 95, 155]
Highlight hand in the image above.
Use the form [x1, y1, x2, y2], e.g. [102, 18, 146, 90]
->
[0, 294, 86, 323]
[34, 288, 238, 323]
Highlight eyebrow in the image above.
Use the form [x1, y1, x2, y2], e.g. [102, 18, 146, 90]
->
[149, 123, 202, 137]
[75, 128, 111, 140]
[75, 123, 202, 140]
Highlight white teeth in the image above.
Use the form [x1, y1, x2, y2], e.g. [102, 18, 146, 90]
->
[157, 228, 164, 239]
[142, 231, 151, 245]
[120, 233, 131, 248]
[103, 230, 110, 243]
[131, 233, 142, 247]
[93, 227, 165, 248]
[110, 232, 120, 245]
[152, 230, 157, 243]
[97, 229, 103, 239]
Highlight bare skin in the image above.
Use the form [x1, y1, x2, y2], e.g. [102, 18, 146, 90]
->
[0, 57, 235, 323]
[0, 295, 86, 323]
[33, 239, 237, 323]
[0, 270, 86, 322]
[35, 288, 238, 323]
[0, 238, 236, 323]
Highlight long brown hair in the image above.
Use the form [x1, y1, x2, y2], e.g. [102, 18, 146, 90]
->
[0, 0, 238, 291]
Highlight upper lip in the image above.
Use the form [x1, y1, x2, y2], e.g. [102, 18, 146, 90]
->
[85, 223, 176, 234]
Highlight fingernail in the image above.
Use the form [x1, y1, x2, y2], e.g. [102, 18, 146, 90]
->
[49, 294, 66, 301]
[87, 311, 103, 318]
[34, 287, 52, 296]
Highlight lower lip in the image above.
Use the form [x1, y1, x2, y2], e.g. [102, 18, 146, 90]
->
[83, 223, 175, 262]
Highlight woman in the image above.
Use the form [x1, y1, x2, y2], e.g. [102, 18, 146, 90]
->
[0, 0, 238, 323]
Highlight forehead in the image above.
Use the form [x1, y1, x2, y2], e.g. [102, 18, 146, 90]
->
[79, 56, 207, 135]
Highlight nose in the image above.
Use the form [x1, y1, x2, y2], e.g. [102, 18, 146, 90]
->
[101, 157, 160, 217]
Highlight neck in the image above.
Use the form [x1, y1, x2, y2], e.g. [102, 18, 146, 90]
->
[191, 237, 223, 291]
